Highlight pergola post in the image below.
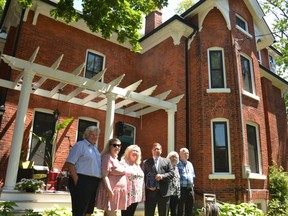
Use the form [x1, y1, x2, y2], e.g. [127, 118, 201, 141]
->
[3, 70, 35, 190]
[104, 92, 116, 146]
[167, 109, 175, 154]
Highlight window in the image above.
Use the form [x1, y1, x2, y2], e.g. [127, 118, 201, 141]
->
[246, 124, 261, 173]
[235, 15, 252, 38]
[85, 51, 104, 79]
[212, 120, 230, 173]
[269, 55, 276, 72]
[208, 49, 225, 88]
[236, 15, 247, 31]
[29, 111, 56, 167]
[77, 118, 98, 142]
[241, 55, 255, 94]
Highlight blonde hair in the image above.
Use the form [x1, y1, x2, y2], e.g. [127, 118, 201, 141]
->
[101, 138, 121, 155]
[166, 151, 179, 163]
[121, 145, 142, 165]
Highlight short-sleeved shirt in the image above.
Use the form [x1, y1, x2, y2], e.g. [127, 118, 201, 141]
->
[177, 160, 195, 188]
[66, 139, 101, 178]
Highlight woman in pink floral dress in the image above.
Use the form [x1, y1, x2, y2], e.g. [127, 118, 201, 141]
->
[95, 138, 127, 216]
[121, 145, 145, 216]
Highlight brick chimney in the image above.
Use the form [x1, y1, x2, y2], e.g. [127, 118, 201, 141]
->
[145, 9, 162, 35]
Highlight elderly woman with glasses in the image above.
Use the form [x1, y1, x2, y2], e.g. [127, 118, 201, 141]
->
[95, 138, 127, 216]
[167, 151, 181, 216]
[121, 145, 145, 216]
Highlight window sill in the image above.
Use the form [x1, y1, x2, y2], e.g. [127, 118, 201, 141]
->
[208, 174, 235, 179]
[242, 90, 260, 101]
[206, 88, 231, 93]
[236, 25, 253, 39]
[248, 173, 267, 180]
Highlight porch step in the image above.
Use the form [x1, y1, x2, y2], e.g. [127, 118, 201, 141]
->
[0, 189, 71, 212]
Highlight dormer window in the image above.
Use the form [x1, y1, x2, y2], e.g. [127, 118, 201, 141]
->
[85, 51, 104, 79]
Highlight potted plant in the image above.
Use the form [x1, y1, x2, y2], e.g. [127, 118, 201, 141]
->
[15, 178, 45, 193]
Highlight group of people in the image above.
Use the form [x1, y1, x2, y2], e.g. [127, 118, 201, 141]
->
[65, 125, 195, 216]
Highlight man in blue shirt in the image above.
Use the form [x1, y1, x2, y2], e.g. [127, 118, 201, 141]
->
[177, 148, 195, 216]
[65, 126, 101, 216]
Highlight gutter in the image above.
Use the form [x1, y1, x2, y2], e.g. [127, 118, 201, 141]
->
[185, 28, 198, 150]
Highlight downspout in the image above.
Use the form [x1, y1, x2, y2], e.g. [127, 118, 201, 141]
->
[234, 39, 251, 201]
[0, 7, 25, 108]
[185, 28, 198, 150]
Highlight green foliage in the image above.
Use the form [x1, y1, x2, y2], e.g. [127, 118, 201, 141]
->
[42, 205, 72, 216]
[0, 201, 17, 216]
[174, 0, 197, 15]
[219, 202, 264, 216]
[260, 0, 288, 76]
[22, 209, 42, 216]
[267, 163, 288, 215]
[18, 0, 169, 52]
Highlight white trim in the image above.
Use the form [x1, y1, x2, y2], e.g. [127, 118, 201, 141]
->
[207, 47, 227, 89]
[242, 90, 260, 101]
[211, 118, 232, 174]
[246, 121, 263, 175]
[208, 174, 235, 179]
[206, 88, 231, 93]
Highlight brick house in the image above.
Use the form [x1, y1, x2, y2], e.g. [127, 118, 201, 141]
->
[0, 0, 287, 212]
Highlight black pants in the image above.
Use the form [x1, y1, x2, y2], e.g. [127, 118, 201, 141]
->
[169, 195, 180, 216]
[68, 174, 100, 216]
[145, 189, 170, 216]
[177, 187, 195, 216]
[121, 202, 138, 216]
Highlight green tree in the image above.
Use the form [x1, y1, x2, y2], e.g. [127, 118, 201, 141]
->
[17, 0, 169, 52]
[260, 0, 288, 77]
[174, 0, 197, 15]
[0, 0, 6, 18]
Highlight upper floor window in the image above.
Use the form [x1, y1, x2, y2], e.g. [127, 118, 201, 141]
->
[211, 119, 230, 173]
[269, 55, 276, 72]
[85, 51, 104, 79]
[241, 55, 255, 94]
[246, 123, 261, 174]
[77, 118, 99, 142]
[208, 49, 225, 88]
[236, 14, 252, 38]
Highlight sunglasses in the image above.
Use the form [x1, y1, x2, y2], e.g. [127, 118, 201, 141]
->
[111, 143, 121, 148]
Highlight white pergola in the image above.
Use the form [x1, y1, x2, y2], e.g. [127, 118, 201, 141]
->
[0, 47, 184, 190]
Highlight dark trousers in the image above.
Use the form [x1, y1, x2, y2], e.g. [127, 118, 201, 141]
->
[177, 187, 195, 216]
[169, 195, 180, 216]
[121, 202, 138, 216]
[145, 189, 170, 216]
[68, 174, 100, 216]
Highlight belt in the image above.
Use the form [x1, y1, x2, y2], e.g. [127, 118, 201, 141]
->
[76, 174, 101, 180]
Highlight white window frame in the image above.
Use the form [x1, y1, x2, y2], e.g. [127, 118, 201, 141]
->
[240, 53, 259, 100]
[76, 117, 100, 143]
[84, 50, 106, 81]
[246, 122, 263, 177]
[235, 14, 253, 39]
[209, 118, 235, 179]
[207, 48, 231, 93]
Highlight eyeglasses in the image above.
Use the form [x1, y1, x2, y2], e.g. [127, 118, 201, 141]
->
[111, 143, 121, 148]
